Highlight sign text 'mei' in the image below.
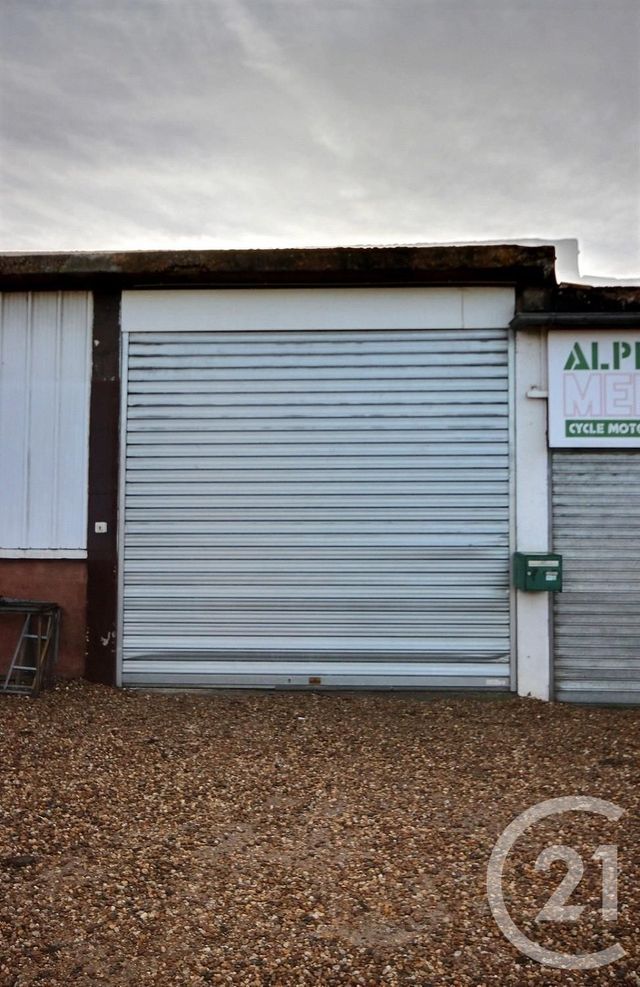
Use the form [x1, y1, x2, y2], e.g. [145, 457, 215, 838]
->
[564, 373, 640, 417]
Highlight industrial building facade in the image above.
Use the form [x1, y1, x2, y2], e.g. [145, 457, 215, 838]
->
[1, 245, 639, 702]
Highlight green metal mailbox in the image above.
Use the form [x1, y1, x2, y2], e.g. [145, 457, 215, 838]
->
[513, 552, 563, 592]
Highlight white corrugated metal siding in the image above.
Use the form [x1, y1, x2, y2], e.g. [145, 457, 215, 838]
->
[121, 326, 511, 687]
[0, 292, 92, 556]
[553, 452, 640, 704]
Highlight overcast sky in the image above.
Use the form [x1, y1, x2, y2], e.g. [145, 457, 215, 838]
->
[0, 0, 638, 278]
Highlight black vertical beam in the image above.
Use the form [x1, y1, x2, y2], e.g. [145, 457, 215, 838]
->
[86, 291, 121, 684]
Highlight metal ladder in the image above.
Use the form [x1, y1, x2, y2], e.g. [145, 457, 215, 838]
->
[1, 601, 60, 697]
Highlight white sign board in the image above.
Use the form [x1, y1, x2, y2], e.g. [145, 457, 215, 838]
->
[548, 330, 640, 447]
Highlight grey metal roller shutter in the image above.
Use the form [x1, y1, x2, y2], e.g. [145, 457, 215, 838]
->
[121, 328, 511, 687]
[553, 452, 640, 704]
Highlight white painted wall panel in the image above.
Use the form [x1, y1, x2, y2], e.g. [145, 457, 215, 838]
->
[122, 287, 515, 333]
[28, 293, 59, 547]
[514, 329, 551, 700]
[56, 294, 93, 549]
[0, 294, 28, 545]
[0, 292, 92, 555]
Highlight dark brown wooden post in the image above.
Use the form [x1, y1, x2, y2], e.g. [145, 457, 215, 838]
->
[85, 290, 121, 684]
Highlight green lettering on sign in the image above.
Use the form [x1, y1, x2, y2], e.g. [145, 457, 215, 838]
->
[565, 419, 640, 438]
[564, 343, 590, 371]
[563, 339, 640, 371]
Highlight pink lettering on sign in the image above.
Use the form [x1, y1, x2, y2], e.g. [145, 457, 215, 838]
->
[604, 374, 633, 415]
[563, 374, 601, 416]
[563, 372, 640, 417]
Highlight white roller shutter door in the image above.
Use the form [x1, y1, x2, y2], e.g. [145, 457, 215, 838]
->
[553, 452, 640, 704]
[121, 327, 511, 687]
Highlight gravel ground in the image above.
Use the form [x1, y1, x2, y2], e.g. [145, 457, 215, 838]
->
[0, 683, 638, 986]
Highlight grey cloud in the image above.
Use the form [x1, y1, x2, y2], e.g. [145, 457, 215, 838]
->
[0, 0, 638, 277]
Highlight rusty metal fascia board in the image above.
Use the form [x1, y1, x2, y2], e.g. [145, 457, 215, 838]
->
[0, 244, 556, 291]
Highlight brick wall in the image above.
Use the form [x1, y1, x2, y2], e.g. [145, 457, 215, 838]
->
[0, 560, 87, 678]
